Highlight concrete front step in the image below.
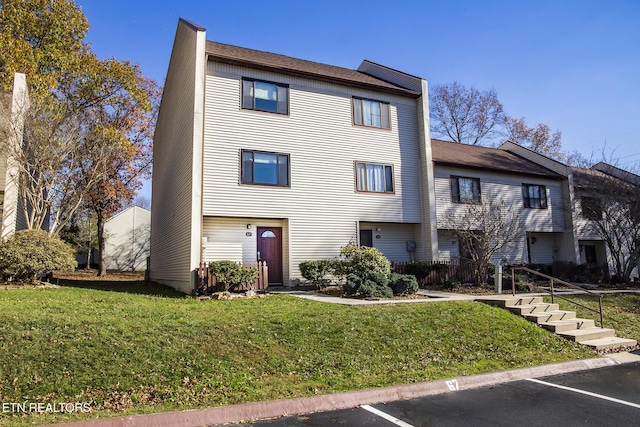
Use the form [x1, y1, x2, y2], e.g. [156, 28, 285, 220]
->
[558, 327, 616, 342]
[539, 318, 595, 333]
[480, 296, 543, 308]
[579, 337, 638, 351]
[508, 303, 560, 315]
[524, 310, 576, 323]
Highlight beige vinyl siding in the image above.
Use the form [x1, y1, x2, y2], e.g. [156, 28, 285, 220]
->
[149, 20, 205, 293]
[202, 217, 290, 280]
[434, 166, 565, 232]
[359, 222, 421, 262]
[202, 62, 426, 282]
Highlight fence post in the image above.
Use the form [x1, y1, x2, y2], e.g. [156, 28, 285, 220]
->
[511, 268, 516, 296]
[494, 264, 502, 294]
[550, 278, 554, 303]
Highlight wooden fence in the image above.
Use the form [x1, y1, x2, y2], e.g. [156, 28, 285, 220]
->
[196, 261, 269, 295]
[392, 259, 475, 285]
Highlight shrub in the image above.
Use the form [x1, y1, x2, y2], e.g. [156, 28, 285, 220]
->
[343, 272, 392, 299]
[389, 272, 418, 295]
[0, 229, 77, 283]
[402, 261, 433, 281]
[340, 243, 391, 278]
[299, 259, 335, 288]
[208, 261, 259, 292]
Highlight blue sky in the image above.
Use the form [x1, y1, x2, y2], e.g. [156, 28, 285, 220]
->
[75, 0, 640, 200]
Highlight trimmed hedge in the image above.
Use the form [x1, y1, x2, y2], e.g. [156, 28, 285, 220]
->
[208, 260, 259, 292]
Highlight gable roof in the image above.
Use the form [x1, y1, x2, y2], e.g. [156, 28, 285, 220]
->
[431, 139, 562, 179]
[205, 41, 421, 97]
[571, 166, 636, 192]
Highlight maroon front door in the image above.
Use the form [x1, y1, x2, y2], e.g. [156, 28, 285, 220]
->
[257, 227, 283, 285]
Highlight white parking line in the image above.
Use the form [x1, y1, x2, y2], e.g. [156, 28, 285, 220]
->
[527, 378, 640, 409]
[361, 404, 416, 427]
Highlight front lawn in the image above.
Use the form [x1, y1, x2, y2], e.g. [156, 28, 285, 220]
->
[0, 284, 597, 426]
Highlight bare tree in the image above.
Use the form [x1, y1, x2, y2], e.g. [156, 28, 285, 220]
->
[503, 116, 563, 160]
[574, 166, 640, 283]
[430, 82, 505, 146]
[443, 196, 524, 285]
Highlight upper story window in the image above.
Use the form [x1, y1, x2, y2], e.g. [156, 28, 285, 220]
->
[352, 97, 390, 129]
[242, 78, 288, 114]
[241, 150, 290, 187]
[580, 197, 603, 220]
[356, 162, 394, 193]
[451, 176, 481, 204]
[522, 184, 548, 209]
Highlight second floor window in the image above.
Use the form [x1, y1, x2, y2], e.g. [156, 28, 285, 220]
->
[580, 197, 603, 220]
[242, 78, 288, 114]
[353, 97, 390, 129]
[356, 162, 394, 193]
[522, 184, 548, 209]
[241, 150, 290, 187]
[451, 176, 481, 203]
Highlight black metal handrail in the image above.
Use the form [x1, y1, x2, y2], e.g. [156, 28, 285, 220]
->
[511, 266, 604, 327]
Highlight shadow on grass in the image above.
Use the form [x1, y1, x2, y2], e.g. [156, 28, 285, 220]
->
[51, 271, 187, 298]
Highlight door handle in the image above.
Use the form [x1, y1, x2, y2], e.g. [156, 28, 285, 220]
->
[257, 251, 261, 261]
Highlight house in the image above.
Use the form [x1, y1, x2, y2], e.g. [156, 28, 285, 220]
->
[104, 206, 151, 271]
[571, 163, 640, 280]
[0, 72, 29, 239]
[150, 19, 438, 293]
[432, 139, 579, 267]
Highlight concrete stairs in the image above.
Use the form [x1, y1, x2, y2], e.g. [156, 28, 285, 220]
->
[480, 295, 637, 351]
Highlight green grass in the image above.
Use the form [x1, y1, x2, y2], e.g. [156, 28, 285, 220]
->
[0, 285, 598, 426]
[545, 293, 640, 342]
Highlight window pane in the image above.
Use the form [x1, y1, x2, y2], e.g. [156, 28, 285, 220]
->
[254, 81, 278, 112]
[368, 164, 385, 191]
[381, 103, 390, 129]
[242, 80, 254, 109]
[357, 163, 366, 191]
[241, 151, 253, 183]
[277, 155, 289, 186]
[362, 99, 381, 127]
[253, 152, 278, 184]
[277, 85, 288, 114]
[353, 98, 363, 125]
[385, 166, 393, 192]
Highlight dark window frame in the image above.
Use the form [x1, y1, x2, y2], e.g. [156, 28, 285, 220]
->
[240, 149, 290, 187]
[522, 184, 548, 209]
[355, 161, 395, 194]
[241, 78, 289, 115]
[352, 97, 391, 129]
[451, 176, 481, 204]
[580, 197, 603, 220]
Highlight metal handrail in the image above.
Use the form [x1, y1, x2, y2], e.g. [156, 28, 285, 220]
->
[511, 266, 604, 327]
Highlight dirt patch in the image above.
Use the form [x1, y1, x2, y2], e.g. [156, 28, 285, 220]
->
[53, 270, 145, 281]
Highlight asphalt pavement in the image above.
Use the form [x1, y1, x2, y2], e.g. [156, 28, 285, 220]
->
[227, 360, 640, 427]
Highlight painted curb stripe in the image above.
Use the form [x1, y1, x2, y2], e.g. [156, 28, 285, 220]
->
[526, 378, 640, 409]
[361, 404, 416, 427]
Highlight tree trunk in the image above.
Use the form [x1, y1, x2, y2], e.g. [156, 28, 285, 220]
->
[97, 213, 107, 277]
[85, 248, 92, 270]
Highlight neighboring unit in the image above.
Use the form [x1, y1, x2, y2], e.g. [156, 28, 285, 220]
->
[150, 19, 437, 293]
[433, 139, 579, 266]
[104, 206, 151, 271]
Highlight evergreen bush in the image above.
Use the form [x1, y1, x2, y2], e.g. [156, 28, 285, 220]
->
[208, 261, 258, 291]
[0, 229, 77, 283]
[389, 272, 419, 295]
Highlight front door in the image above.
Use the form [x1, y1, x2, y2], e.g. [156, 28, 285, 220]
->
[257, 227, 283, 285]
[360, 229, 373, 247]
[584, 245, 597, 265]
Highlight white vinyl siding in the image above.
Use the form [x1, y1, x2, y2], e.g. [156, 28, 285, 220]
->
[202, 62, 425, 282]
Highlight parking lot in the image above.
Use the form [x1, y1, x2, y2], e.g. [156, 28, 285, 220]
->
[228, 361, 640, 426]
